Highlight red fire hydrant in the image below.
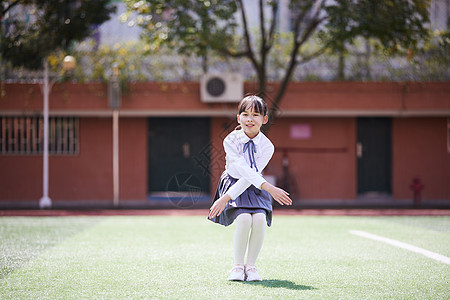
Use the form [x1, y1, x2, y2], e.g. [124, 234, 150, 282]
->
[410, 177, 424, 206]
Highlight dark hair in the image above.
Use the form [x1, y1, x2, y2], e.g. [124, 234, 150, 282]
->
[235, 95, 268, 131]
[237, 95, 267, 116]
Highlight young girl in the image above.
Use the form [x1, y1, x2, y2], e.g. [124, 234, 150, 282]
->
[208, 95, 292, 281]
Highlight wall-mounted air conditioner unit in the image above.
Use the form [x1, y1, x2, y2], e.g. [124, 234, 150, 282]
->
[200, 73, 243, 103]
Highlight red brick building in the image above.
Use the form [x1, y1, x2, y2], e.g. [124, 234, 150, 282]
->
[1, 82, 449, 208]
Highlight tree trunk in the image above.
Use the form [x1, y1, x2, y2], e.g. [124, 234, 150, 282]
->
[364, 39, 371, 80]
[202, 52, 208, 73]
[337, 50, 345, 80]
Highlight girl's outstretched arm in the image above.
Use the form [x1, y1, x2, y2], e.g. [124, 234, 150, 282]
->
[208, 194, 231, 219]
[261, 182, 292, 206]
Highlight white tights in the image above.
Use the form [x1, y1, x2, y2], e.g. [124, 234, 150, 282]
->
[233, 213, 266, 266]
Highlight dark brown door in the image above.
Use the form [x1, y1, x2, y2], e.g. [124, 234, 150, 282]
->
[357, 118, 392, 195]
[148, 118, 210, 206]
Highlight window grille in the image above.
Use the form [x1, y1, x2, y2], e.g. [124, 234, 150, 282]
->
[0, 116, 79, 155]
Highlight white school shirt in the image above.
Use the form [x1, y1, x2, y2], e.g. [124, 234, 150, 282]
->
[223, 129, 275, 200]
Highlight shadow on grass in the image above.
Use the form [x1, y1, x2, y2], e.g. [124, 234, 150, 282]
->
[238, 279, 316, 290]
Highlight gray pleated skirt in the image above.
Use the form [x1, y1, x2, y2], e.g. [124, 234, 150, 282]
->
[209, 171, 273, 227]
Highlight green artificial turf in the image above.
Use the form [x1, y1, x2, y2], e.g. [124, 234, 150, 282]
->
[0, 215, 449, 299]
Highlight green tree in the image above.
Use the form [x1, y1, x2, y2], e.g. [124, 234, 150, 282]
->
[1, 0, 116, 70]
[122, 0, 238, 73]
[125, 0, 431, 122]
[323, 0, 431, 81]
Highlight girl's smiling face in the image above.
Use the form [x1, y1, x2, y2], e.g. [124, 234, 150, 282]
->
[237, 107, 268, 138]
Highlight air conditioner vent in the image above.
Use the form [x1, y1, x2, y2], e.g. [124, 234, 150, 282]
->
[200, 73, 243, 103]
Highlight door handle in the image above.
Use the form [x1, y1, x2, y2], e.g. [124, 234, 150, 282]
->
[182, 142, 190, 158]
[356, 142, 363, 158]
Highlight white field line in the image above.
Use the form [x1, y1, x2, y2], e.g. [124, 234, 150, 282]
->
[349, 230, 450, 265]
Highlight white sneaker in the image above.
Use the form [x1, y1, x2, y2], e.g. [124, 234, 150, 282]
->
[245, 265, 262, 281]
[227, 265, 245, 281]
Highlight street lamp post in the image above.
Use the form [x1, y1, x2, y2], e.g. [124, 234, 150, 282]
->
[39, 56, 76, 209]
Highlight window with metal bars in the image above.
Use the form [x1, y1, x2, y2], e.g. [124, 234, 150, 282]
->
[0, 116, 79, 155]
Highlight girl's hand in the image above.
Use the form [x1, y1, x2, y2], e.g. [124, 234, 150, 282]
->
[208, 194, 231, 219]
[261, 182, 292, 206]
